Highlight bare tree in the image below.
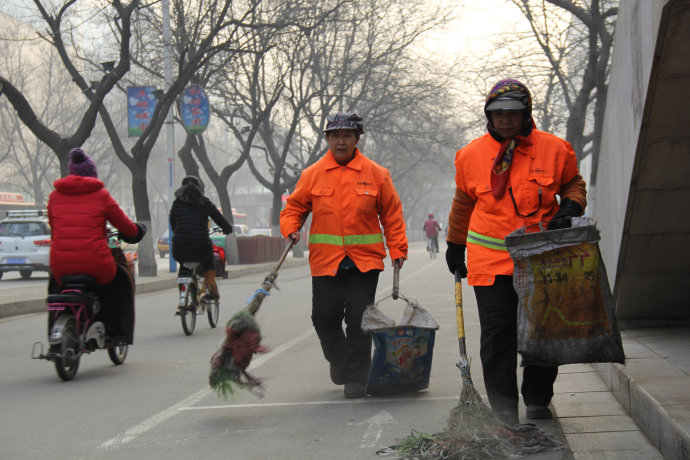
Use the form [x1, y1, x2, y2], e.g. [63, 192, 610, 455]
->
[0, 0, 139, 176]
[88, 0, 279, 275]
[234, 0, 458, 233]
[512, 0, 617, 184]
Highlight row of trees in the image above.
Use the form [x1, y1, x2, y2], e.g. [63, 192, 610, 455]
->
[0, 0, 617, 275]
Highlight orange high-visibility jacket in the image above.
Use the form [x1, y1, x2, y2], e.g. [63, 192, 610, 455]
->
[280, 149, 408, 277]
[447, 130, 587, 286]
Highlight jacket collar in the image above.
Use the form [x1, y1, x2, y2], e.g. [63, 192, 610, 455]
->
[486, 133, 535, 159]
[323, 148, 364, 170]
[53, 175, 105, 194]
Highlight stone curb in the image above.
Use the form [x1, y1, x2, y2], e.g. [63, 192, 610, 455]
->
[593, 361, 690, 459]
[0, 257, 308, 320]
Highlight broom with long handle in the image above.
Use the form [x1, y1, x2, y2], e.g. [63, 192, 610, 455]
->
[209, 238, 296, 398]
[445, 270, 499, 437]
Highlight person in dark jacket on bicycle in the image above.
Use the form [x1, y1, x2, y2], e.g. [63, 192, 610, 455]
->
[169, 176, 232, 301]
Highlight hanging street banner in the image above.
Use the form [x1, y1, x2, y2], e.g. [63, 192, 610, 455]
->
[180, 84, 210, 134]
[127, 86, 157, 137]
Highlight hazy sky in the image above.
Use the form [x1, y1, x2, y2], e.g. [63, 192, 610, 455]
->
[425, 0, 530, 58]
[1, 0, 528, 56]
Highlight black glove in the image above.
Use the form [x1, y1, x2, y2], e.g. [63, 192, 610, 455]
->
[548, 198, 582, 230]
[224, 224, 233, 235]
[120, 222, 147, 244]
[445, 242, 467, 278]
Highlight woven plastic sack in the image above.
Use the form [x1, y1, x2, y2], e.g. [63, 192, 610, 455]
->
[362, 297, 439, 395]
[505, 217, 625, 367]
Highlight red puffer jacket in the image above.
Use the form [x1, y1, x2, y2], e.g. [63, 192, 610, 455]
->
[48, 175, 139, 285]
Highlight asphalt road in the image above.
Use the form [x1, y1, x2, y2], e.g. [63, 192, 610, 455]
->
[0, 246, 573, 459]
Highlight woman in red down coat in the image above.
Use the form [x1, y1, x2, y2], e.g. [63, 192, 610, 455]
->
[48, 148, 144, 285]
[47, 148, 145, 341]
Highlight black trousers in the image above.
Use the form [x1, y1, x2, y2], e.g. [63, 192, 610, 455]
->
[312, 268, 380, 385]
[473, 275, 558, 418]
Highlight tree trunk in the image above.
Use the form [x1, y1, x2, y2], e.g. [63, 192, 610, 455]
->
[131, 159, 157, 276]
[216, 187, 240, 265]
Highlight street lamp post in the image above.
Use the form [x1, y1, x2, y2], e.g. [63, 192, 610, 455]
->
[162, 0, 176, 273]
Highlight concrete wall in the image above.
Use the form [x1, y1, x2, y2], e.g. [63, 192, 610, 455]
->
[592, 0, 668, 287]
[594, 0, 690, 322]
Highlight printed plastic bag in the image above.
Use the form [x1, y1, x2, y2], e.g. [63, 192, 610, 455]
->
[362, 297, 439, 395]
[505, 217, 625, 367]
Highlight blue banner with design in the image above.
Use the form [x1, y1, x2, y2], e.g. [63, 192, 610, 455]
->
[181, 85, 210, 134]
[127, 86, 157, 137]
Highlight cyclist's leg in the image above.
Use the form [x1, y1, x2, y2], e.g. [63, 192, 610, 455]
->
[201, 255, 219, 300]
[204, 270, 219, 299]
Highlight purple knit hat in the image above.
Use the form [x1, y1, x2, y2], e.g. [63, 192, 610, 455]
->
[69, 148, 98, 178]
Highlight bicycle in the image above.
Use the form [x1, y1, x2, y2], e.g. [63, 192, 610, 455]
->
[426, 237, 438, 259]
[175, 262, 220, 335]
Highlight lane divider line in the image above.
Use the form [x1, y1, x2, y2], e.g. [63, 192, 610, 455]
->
[179, 395, 462, 412]
[98, 258, 439, 450]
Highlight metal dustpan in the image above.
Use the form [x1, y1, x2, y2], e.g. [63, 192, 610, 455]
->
[361, 261, 439, 396]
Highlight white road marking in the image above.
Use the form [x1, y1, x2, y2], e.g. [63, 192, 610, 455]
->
[98, 328, 315, 450]
[98, 388, 211, 450]
[97, 260, 441, 451]
[179, 395, 460, 411]
[358, 410, 398, 448]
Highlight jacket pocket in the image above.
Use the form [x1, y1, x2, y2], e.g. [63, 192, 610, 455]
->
[311, 186, 335, 215]
[354, 187, 378, 198]
[354, 186, 378, 219]
[475, 182, 500, 215]
[515, 175, 556, 216]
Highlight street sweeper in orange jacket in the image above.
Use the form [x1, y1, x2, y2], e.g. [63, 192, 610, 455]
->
[281, 112, 408, 399]
[445, 79, 586, 425]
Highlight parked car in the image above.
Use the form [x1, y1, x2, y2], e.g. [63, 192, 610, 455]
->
[234, 224, 249, 236]
[157, 230, 170, 258]
[247, 228, 272, 237]
[0, 209, 51, 280]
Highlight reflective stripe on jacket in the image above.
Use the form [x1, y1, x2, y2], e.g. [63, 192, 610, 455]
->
[280, 149, 408, 277]
[450, 130, 585, 286]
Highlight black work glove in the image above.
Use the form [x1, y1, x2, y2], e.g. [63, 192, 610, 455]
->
[548, 198, 583, 230]
[224, 225, 233, 235]
[120, 222, 147, 244]
[445, 242, 467, 278]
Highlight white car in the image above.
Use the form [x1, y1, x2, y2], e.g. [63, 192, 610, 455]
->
[0, 210, 51, 280]
[247, 228, 272, 237]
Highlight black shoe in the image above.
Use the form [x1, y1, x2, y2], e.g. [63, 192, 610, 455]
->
[330, 365, 344, 385]
[344, 382, 366, 399]
[526, 405, 552, 419]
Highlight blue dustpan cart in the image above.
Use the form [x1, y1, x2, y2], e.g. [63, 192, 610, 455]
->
[361, 263, 439, 396]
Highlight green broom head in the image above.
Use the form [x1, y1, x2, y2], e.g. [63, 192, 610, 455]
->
[209, 309, 268, 398]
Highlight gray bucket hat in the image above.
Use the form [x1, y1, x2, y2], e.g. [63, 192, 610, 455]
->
[485, 90, 528, 111]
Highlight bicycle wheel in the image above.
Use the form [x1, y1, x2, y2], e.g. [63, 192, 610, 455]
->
[107, 341, 128, 365]
[206, 297, 219, 328]
[180, 284, 197, 336]
[53, 318, 80, 381]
